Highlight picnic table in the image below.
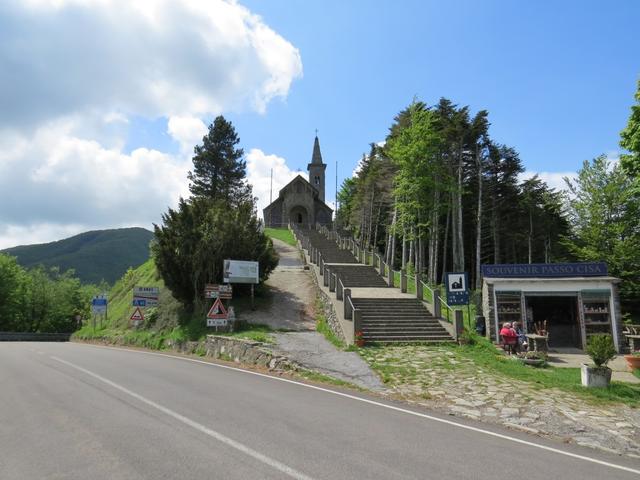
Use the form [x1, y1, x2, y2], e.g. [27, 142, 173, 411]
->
[526, 333, 549, 353]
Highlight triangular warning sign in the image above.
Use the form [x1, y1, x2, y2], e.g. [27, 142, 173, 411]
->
[130, 307, 144, 321]
[207, 298, 228, 319]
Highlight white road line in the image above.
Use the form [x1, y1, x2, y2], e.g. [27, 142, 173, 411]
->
[69, 343, 640, 476]
[50, 355, 315, 480]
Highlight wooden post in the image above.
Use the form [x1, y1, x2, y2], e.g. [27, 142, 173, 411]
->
[400, 269, 407, 293]
[251, 284, 255, 310]
[434, 289, 441, 318]
[387, 264, 394, 288]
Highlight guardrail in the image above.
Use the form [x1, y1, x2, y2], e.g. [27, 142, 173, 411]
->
[0, 332, 71, 341]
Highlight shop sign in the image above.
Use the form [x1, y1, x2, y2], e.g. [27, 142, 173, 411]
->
[446, 272, 469, 306]
[481, 262, 607, 279]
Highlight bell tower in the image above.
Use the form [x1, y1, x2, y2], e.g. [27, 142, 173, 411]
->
[307, 135, 326, 202]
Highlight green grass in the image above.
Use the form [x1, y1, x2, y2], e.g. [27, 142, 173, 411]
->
[633, 369, 640, 380]
[264, 227, 297, 247]
[452, 337, 640, 405]
[296, 368, 362, 390]
[315, 297, 346, 349]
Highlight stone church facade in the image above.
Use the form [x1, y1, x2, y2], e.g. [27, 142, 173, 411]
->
[263, 136, 333, 228]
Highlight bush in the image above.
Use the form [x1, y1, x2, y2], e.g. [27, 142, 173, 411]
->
[586, 334, 617, 368]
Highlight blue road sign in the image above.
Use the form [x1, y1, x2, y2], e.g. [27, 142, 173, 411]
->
[132, 299, 147, 307]
[445, 272, 469, 306]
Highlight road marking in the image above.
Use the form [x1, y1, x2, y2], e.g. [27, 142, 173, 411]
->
[50, 355, 315, 480]
[70, 343, 640, 476]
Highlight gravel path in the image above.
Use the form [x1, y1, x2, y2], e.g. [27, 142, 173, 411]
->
[245, 237, 384, 391]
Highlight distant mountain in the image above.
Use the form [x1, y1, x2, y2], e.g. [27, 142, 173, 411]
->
[2, 227, 154, 285]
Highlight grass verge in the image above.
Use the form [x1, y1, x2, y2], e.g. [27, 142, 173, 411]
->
[265, 227, 297, 247]
[315, 296, 346, 349]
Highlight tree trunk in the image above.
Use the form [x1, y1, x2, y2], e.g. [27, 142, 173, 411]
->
[441, 206, 450, 284]
[528, 208, 533, 264]
[475, 145, 483, 289]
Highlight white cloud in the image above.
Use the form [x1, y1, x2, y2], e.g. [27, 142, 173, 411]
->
[0, 0, 302, 248]
[245, 148, 301, 217]
[520, 171, 576, 192]
[167, 116, 208, 152]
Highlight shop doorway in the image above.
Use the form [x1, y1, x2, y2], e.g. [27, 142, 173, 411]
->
[525, 296, 581, 348]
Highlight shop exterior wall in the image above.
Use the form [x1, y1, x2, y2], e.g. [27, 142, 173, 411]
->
[483, 276, 623, 352]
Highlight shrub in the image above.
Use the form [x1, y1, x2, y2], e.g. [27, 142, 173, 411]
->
[586, 334, 616, 368]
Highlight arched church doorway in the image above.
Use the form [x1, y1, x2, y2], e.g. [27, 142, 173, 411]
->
[289, 205, 309, 226]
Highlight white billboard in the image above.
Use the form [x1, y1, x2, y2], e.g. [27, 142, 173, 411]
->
[223, 260, 259, 284]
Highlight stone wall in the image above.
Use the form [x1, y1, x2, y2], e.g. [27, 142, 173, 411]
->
[76, 335, 296, 371]
[315, 283, 346, 344]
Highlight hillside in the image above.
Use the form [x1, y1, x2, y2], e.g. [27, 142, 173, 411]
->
[2, 227, 154, 284]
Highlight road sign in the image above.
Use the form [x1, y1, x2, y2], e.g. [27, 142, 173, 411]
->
[91, 295, 108, 314]
[445, 272, 469, 306]
[206, 298, 228, 327]
[130, 307, 144, 322]
[223, 260, 259, 284]
[133, 286, 159, 307]
[204, 284, 233, 299]
[207, 298, 228, 319]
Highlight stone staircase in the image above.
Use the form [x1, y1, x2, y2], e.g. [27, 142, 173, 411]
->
[295, 227, 454, 345]
[326, 265, 388, 288]
[305, 230, 359, 264]
[351, 298, 452, 343]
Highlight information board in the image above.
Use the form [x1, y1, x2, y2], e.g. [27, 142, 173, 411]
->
[223, 260, 259, 284]
[445, 272, 469, 306]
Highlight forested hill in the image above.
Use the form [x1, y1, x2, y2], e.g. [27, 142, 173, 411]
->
[2, 227, 154, 285]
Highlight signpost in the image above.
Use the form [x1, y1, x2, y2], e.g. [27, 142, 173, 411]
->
[204, 284, 233, 299]
[445, 272, 470, 328]
[91, 294, 108, 329]
[133, 287, 160, 307]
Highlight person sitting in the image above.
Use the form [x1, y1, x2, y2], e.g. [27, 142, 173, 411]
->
[499, 322, 519, 354]
[512, 321, 528, 350]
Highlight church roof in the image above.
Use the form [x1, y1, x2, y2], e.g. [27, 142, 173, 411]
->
[310, 136, 323, 165]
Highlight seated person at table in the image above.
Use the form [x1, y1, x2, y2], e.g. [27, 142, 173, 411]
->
[499, 322, 519, 353]
[512, 321, 528, 349]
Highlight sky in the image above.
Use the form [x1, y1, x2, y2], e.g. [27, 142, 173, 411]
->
[0, 0, 638, 249]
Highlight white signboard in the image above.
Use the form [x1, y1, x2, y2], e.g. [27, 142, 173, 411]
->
[91, 295, 108, 314]
[133, 286, 160, 307]
[207, 318, 229, 327]
[223, 260, 259, 284]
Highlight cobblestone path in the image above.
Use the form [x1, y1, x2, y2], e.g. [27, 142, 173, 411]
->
[360, 345, 640, 459]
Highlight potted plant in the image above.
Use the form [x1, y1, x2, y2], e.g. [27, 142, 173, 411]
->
[624, 351, 640, 372]
[582, 334, 616, 388]
[354, 330, 365, 347]
[518, 350, 547, 367]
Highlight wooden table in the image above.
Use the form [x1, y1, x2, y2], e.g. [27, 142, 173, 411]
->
[526, 334, 549, 352]
[626, 334, 640, 352]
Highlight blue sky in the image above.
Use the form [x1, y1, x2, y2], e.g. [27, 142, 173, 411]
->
[0, 0, 638, 248]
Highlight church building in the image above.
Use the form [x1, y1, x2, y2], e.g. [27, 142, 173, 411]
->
[263, 136, 333, 228]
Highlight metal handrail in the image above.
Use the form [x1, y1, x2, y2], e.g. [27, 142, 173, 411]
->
[420, 280, 434, 303]
[440, 297, 453, 322]
[347, 295, 356, 320]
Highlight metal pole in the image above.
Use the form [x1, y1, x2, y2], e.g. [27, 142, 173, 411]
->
[251, 284, 255, 310]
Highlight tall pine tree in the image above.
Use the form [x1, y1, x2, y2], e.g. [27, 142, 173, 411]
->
[187, 116, 251, 204]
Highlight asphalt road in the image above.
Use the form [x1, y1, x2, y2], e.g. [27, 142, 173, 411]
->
[1, 342, 638, 479]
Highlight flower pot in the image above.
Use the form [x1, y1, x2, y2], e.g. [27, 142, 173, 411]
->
[624, 355, 640, 372]
[580, 364, 612, 388]
[521, 358, 545, 367]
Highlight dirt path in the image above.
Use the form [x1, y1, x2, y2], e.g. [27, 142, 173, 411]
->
[240, 238, 316, 331]
[241, 238, 384, 390]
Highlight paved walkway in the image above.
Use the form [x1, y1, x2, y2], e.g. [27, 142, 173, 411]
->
[548, 349, 639, 384]
[272, 332, 385, 391]
[244, 237, 385, 391]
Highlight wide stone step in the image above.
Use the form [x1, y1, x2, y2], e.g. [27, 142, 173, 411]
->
[363, 327, 448, 333]
[362, 337, 452, 343]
